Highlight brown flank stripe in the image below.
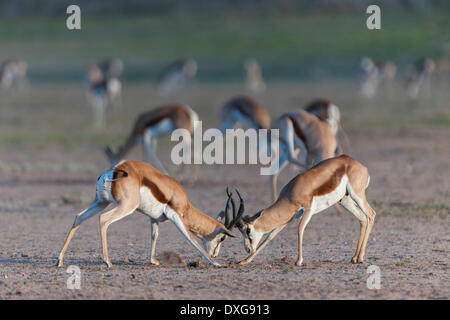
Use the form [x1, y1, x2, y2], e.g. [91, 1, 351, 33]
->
[312, 165, 346, 196]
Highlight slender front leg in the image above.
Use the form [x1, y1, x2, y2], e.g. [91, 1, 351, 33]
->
[295, 210, 313, 266]
[56, 200, 108, 267]
[149, 218, 160, 265]
[239, 225, 286, 265]
[164, 206, 221, 267]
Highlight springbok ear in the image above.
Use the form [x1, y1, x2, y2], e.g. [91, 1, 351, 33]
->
[216, 210, 225, 222]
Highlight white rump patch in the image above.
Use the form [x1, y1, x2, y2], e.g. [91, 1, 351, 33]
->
[96, 170, 116, 204]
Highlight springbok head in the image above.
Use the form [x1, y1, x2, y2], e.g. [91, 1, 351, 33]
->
[221, 189, 265, 255]
[206, 188, 245, 258]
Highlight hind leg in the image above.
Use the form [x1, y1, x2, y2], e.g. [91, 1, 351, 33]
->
[295, 209, 313, 266]
[57, 199, 109, 267]
[339, 196, 367, 263]
[149, 218, 160, 265]
[99, 203, 139, 268]
[355, 196, 376, 263]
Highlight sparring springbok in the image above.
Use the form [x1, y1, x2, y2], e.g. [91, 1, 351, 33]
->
[269, 109, 337, 202]
[56, 160, 243, 268]
[105, 104, 199, 175]
[230, 155, 376, 266]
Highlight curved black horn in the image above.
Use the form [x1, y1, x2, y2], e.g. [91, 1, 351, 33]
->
[228, 188, 245, 229]
[224, 187, 234, 228]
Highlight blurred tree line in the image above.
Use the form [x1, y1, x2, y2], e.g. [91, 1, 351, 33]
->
[1, 0, 448, 18]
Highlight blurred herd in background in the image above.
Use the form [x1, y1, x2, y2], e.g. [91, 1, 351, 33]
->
[2, 48, 449, 128]
[0, 0, 449, 170]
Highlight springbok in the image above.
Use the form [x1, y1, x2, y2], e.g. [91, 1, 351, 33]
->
[218, 96, 272, 159]
[85, 63, 122, 128]
[230, 155, 376, 266]
[244, 58, 266, 93]
[0, 59, 28, 90]
[379, 61, 397, 87]
[360, 57, 380, 98]
[304, 99, 350, 155]
[218, 96, 271, 133]
[269, 109, 337, 202]
[406, 57, 435, 100]
[157, 58, 198, 96]
[105, 104, 199, 175]
[56, 161, 243, 268]
[99, 58, 124, 79]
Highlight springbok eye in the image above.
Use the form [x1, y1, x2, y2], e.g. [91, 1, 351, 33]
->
[246, 228, 251, 235]
[221, 236, 226, 242]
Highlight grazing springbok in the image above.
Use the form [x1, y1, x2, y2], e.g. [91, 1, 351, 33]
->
[230, 155, 376, 266]
[304, 99, 350, 155]
[218, 96, 272, 158]
[269, 109, 337, 202]
[360, 57, 380, 98]
[379, 61, 397, 88]
[157, 58, 198, 96]
[99, 58, 124, 79]
[304, 99, 341, 137]
[0, 59, 28, 90]
[105, 104, 199, 175]
[218, 96, 271, 133]
[406, 57, 435, 100]
[244, 58, 266, 93]
[85, 63, 122, 128]
[56, 161, 243, 268]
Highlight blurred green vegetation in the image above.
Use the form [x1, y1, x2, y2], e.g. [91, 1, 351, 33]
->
[0, 10, 449, 83]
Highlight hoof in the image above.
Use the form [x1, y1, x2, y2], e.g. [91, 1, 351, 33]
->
[150, 259, 161, 266]
[102, 257, 113, 268]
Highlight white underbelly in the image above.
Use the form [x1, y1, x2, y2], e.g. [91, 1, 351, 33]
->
[138, 186, 167, 220]
[310, 175, 348, 215]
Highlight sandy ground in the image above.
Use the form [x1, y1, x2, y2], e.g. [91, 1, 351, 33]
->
[0, 84, 448, 299]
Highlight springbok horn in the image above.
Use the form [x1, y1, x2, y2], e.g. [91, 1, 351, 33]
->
[228, 188, 245, 229]
[224, 187, 233, 228]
